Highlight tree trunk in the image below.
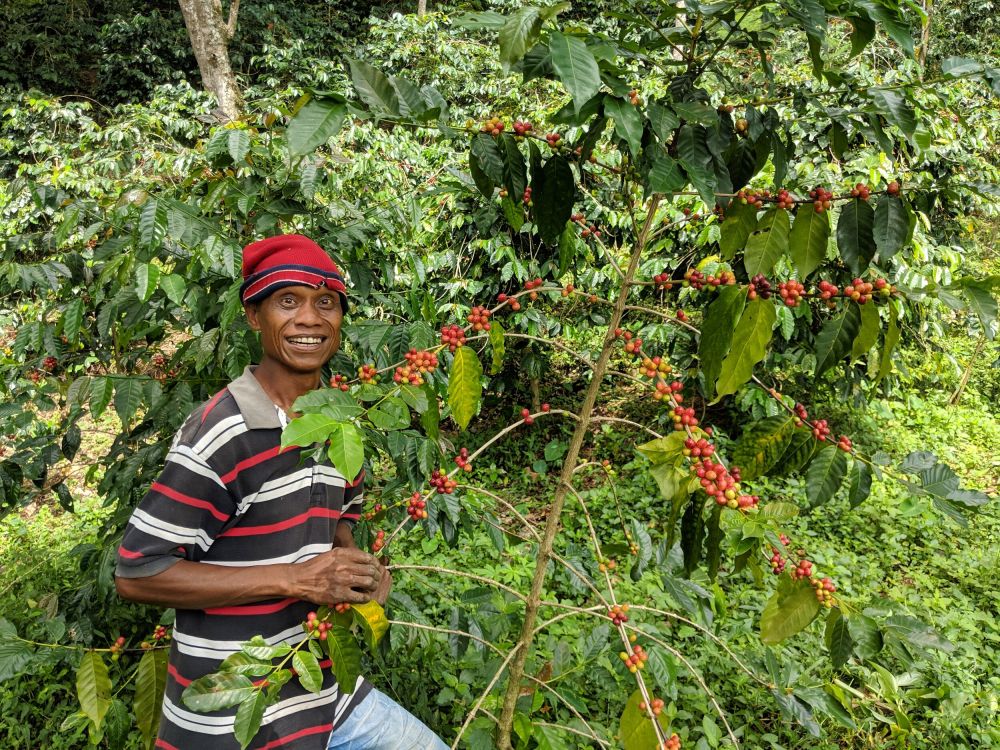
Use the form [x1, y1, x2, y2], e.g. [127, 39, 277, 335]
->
[417, 0, 427, 17]
[918, 0, 933, 67]
[177, 0, 242, 121]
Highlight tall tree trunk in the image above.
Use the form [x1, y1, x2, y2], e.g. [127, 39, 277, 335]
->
[918, 0, 933, 68]
[178, 0, 242, 121]
[417, 0, 428, 17]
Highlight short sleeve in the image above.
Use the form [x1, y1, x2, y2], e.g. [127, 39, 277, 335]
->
[339, 469, 365, 526]
[115, 436, 237, 579]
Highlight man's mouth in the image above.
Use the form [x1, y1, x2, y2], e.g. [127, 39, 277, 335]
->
[286, 336, 326, 347]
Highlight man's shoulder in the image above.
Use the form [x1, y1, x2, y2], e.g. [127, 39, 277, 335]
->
[173, 385, 248, 457]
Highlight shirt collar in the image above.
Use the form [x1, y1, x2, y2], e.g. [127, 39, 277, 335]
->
[228, 366, 285, 430]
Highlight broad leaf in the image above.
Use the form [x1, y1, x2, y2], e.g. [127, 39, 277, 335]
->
[963, 281, 998, 339]
[448, 345, 483, 430]
[806, 444, 849, 506]
[114, 378, 144, 426]
[327, 422, 365, 484]
[603, 95, 643, 157]
[134, 648, 168, 746]
[715, 298, 777, 398]
[135, 263, 160, 303]
[847, 460, 873, 507]
[325, 626, 363, 694]
[533, 154, 575, 245]
[287, 98, 347, 157]
[743, 208, 790, 277]
[731, 416, 797, 480]
[699, 285, 747, 397]
[851, 301, 880, 360]
[869, 87, 916, 139]
[873, 194, 908, 261]
[348, 59, 399, 115]
[281, 413, 338, 448]
[351, 600, 389, 651]
[619, 688, 672, 750]
[233, 691, 268, 750]
[720, 200, 758, 260]
[814, 303, 862, 376]
[825, 609, 854, 669]
[499, 6, 543, 70]
[182, 672, 255, 712]
[789, 206, 830, 279]
[292, 650, 323, 694]
[548, 33, 600, 113]
[837, 198, 876, 274]
[760, 576, 820, 644]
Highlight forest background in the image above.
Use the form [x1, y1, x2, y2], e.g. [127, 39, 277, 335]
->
[0, 0, 999, 749]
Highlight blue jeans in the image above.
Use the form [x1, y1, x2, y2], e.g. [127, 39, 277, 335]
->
[327, 688, 449, 749]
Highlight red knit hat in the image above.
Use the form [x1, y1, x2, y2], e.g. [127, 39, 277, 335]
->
[240, 234, 348, 312]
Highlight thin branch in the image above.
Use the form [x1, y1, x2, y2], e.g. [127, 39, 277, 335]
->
[225, 0, 241, 40]
[389, 565, 527, 602]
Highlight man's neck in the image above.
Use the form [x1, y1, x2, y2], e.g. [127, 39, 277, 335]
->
[251, 358, 322, 414]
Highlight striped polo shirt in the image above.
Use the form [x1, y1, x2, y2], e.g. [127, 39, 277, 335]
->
[116, 366, 371, 750]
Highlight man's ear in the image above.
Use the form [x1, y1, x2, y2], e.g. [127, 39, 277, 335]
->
[244, 303, 260, 331]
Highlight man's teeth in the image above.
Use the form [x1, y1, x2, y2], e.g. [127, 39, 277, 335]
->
[288, 337, 323, 344]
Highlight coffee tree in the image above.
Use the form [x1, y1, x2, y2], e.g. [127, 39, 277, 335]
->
[0, 1, 997, 748]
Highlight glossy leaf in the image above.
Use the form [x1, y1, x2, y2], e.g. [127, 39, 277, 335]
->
[851, 301, 880, 360]
[287, 98, 347, 157]
[699, 284, 747, 398]
[134, 648, 168, 746]
[603, 95, 643, 157]
[715, 298, 777, 399]
[281, 413, 338, 448]
[744, 208, 790, 277]
[292, 650, 323, 694]
[182, 672, 255, 712]
[135, 263, 160, 303]
[325, 626, 363, 694]
[873, 194, 908, 261]
[825, 609, 854, 669]
[814, 303, 862, 376]
[837, 198, 877, 274]
[619, 688, 671, 750]
[327, 422, 365, 485]
[760, 575, 820, 644]
[498, 6, 543, 69]
[876, 300, 901, 381]
[731, 416, 797, 480]
[806, 444, 849, 506]
[549, 33, 600, 113]
[533, 154, 575, 245]
[77, 651, 111, 731]
[233, 690, 268, 750]
[448, 345, 483, 430]
[351, 600, 389, 651]
[789, 206, 830, 279]
[348, 59, 398, 114]
[847, 460, 873, 507]
[719, 200, 758, 260]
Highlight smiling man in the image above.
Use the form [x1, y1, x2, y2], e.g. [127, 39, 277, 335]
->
[115, 234, 448, 750]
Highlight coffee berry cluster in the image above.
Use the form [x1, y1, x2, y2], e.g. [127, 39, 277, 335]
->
[480, 116, 505, 136]
[466, 306, 491, 331]
[778, 279, 805, 307]
[747, 274, 772, 300]
[496, 292, 521, 311]
[512, 120, 533, 136]
[440, 324, 466, 351]
[619, 643, 648, 673]
[430, 469, 457, 495]
[406, 491, 428, 520]
[638, 698, 665, 715]
[614, 328, 643, 355]
[849, 182, 871, 201]
[371, 529, 386, 553]
[305, 612, 333, 640]
[608, 603, 630, 625]
[662, 735, 681, 750]
[330, 374, 349, 391]
[454, 447, 472, 471]
[810, 186, 834, 213]
[638, 356, 671, 379]
[523, 277, 544, 300]
[357, 364, 378, 384]
[653, 272, 673, 291]
[812, 577, 837, 607]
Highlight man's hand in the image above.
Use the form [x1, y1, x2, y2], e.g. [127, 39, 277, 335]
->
[373, 559, 392, 607]
[290, 547, 383, 605]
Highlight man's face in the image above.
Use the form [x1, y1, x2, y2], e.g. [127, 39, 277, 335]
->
[245, 285, 343, 375]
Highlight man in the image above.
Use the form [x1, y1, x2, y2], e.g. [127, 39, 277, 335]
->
[115, 234, 448, 749]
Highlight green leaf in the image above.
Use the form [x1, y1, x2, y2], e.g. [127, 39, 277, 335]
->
[62, 298, 84, 345]
[135, 263, 160, 303]
[399, 384, 428, 414]
[877, 300, 901, 382]
[327, 422, 365, 484]
[228, 129, 250, 163]
[645, 155, 686, 195]
[159, 273, 186, 306]
[533, 723, 570, 750]
[448, 345, 483, 430]
[134, 649, 168, 746]
[489, 318, 506, 375]
[351, 600, 389, 650]
[847, 613, 883, 659]
[603, 95, 643, 157]
[281, 413, 338, 448]
[139, 199, 166, 249]
[706, 505, 724, 581]
[182, 672, 254, 712]
[731, 416, 797, 480]
[847, 460, 873, 507]
[325, 625, 363, 694]
[292, 650, 323, 694]
[851, 301, 880, 360]
[628, 518, 653, 580]
[241, 637, 291, 661]
[219, 652, 273, 676]
[76, 651, 112, 730]
[233, 691, 268, 750]
[873, 194, 908, 261]
[719, 200, 758, 260]
[848, 15, 875, 57]
[825, 609, 854, 669]
[348, 59, 399, 115]
[743, 208, 791, 277]
[499, 6, 543, 70]
[699, 285, 747, 397]
[368, 397, 410, 430]
[963, 281, 998, 339]
[533, 154, 576, 246]
[837, 198, 877, 274]
[114, 378, 144, 426]
[471, 133, 505, 187]
[89, 376, 114, 420]
[760, 576, 820, 644]
[789, 206, 830, 279]
[854, 0, 914, 55]
[869, 87, 916, 139]
[499, 134, 527, 199]
[814, 303, 862, 376]
[715, 298, 777, 399]
[806, 444, 849, 506]
[619, 688, 672, 750]
[637, 432, 688, 466]
[549, 33, 601, 113]
[676, 125, 716, 205]
[287, 98, 347, 157]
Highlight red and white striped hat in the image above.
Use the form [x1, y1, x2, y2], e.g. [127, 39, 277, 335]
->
[239, 234, 348, 312]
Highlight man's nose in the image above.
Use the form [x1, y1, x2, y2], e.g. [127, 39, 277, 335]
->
[294, 300, 324, 326]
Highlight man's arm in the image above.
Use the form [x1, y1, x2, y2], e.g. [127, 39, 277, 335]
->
[115, 547, 383, 610]
[333, 520, 392, 607]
